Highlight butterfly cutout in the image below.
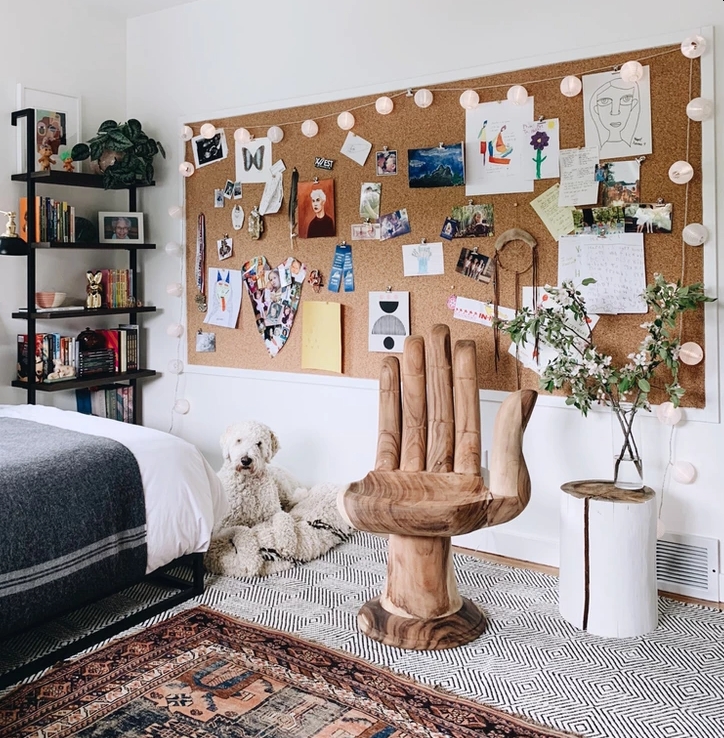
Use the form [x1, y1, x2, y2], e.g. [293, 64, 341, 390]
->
[242, 145, 265, 172]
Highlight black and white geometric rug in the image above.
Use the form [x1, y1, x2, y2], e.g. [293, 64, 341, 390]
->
[2, 532, 723, 738]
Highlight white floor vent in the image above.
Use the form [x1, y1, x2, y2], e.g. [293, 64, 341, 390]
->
[657, 532, 719, 602]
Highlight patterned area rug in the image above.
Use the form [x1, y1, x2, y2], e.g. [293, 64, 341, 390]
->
[0, 606, 575, 738]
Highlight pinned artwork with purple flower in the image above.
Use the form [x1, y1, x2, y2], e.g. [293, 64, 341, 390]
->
[523, 118, 560, 180]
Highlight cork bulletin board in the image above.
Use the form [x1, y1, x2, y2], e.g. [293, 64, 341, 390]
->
[183, 44, 706, 408]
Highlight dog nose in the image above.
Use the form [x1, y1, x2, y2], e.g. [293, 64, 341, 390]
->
[240, 456, 252, 467]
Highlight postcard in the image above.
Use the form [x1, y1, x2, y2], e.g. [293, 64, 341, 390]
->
[408, 143, 465, 188]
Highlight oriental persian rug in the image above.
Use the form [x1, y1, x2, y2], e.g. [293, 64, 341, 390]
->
[0, 606, 575, 738]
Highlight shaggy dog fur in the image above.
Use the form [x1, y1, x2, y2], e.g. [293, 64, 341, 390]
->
[204, 421, 352, 578]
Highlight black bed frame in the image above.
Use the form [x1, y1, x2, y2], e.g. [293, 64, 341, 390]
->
[0, 552, 205, 690]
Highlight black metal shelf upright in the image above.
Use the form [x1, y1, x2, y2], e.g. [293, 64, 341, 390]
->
[10, 108, 157, 423]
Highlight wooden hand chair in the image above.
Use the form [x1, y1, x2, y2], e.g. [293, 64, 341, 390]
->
[338, 324, 537, 650]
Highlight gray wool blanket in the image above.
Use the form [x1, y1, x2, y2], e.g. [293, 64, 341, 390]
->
[0, 418, 146, 638]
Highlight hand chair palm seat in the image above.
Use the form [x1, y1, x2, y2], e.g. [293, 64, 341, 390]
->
[339, 325, 537, 650]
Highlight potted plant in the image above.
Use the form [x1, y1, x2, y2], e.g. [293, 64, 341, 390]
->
[71, 119, 165, 189]
[500, 275, 713, 489]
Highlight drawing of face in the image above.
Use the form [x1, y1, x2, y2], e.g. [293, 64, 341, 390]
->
[37, 115, 63, 155]
[216, 272, 231, 311]
[310, 189, 326, 216]
[592, 80, 640, 145]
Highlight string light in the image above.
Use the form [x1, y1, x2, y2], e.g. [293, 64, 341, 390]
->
[685, 97, 713, 122]
[459, 89, 479, 110]
[166, 283, 183, 297]
[267, 125, 284, 143]
[180, 125, 193, 141]
[301, 119, 318, 137]
[682, 223, 708, 246]
[620, 60, 644, 83]
[507, 85, 528, 105]
[168, 205, 184, 219]
[178, 161, 194, 177]
[560, 75, 582, 97]
[168, 359, 184, 374]
[166, 324, 184, 338]
[414, 89, 433, 108]
[668, 160, 694, 184]
[199, 123, 216, 139]
[679, 342, 704, 365]
[233, 127, 252, 143]
[656, 402, 683, 426]
[337, 111, 355, 130]
[681, 35, 706, 59]
[173, 399, 190, 415]
[165, 242, 183, 255]
[672, 461, 696, 484]
[375, 96, 394, 115]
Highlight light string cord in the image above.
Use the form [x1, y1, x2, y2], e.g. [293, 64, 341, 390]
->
[168, 256, 185, 434]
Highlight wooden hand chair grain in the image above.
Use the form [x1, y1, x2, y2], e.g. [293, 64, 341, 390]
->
[338, 324, 537, 650]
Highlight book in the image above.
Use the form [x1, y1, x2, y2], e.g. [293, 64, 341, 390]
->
[16, 334, 45, 382]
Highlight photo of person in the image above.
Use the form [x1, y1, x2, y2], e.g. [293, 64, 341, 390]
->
[359, 182, 381, 221]
[98, 212, 143, 243]
[624, 203, 672, 234]
[379, 209, 411, 241]
[214, 189, 224, 208]
[223, 179, 235, 199]
[296, 178, 336, 239]
[196, 331, 216, 353]
[450, 204, 494, 238]
[376, 149, 398, 176]
[455, 247, 493, 284]
[191, 129, 228, 168]
[217, 236, 232, 260]
[573, 206, 625, 236]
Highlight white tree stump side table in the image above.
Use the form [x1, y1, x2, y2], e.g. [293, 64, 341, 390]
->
[559, 480, 658, 638]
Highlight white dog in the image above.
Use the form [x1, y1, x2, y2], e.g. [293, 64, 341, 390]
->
[204, 420, 352, 578]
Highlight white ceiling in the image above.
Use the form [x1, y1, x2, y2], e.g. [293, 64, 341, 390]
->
[84, 0, 197, 19]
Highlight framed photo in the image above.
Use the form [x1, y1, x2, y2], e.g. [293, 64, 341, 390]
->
[98, 212, 144, 244]
[16, 85, 82, 174]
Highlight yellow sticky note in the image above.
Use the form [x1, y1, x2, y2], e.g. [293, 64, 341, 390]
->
[530, 183, 575, 240]
[301, 301, 342, 373]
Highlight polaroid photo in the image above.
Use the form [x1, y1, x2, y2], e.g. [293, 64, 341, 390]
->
[233, 181, 242, 199]
[192, 129, 228, 168]
[217, 236, 233, 261]
[624, 203, 672, 234]
[376, 149, 397, 176]
[223, 179, 234, 199]
[379, 208, 411, 241]
[351, 222, 381, 240]
[196, 331, 216, 353]
[214, 189, 224, 208]
[455, 247, 493, 284]
[440, 217, 460, 241]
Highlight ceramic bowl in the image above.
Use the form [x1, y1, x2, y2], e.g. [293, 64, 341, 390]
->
[35, 291, 66, 308]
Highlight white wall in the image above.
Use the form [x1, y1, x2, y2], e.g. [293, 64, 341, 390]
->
[122, 0, 723, 579]
[0, 0, 129, 408]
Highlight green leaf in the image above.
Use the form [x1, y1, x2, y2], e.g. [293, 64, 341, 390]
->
[581, 278, 597, 286]
[97, 119, 118, 133]
[126, 118, 142, 138]
[638, 378, 651, 392]
[70, 143, 90, 161]
[105, 130, 134, 150]
[157, 140, 166, 158]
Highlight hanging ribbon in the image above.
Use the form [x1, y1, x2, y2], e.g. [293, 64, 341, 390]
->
[288, 167, 299, 247]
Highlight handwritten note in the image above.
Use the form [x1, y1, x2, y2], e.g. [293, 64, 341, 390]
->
[301, 301, 342, 373]
[530, 184, 575, 240]
[453, 296, 515, 328]
[558, 234, 646, 314]
[558, 147, 599, 206]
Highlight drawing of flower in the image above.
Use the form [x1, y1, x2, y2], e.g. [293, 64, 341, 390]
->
[530, 129, 550, 179]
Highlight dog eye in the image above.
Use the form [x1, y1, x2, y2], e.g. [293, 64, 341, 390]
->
[257, 441, 262, 448]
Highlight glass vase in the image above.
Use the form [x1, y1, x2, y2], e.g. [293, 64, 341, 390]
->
[611, 403, 644, 490]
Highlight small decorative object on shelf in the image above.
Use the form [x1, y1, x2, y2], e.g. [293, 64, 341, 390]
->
[60, 152, 75, 172]
[86, 271, 103, 309]
[38, 145, 55, 171]
[501, 275, 714, 490]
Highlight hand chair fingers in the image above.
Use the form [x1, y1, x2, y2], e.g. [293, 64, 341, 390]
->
[400, 335, 427, 472]
[453, 340, 482, 476]
[425, 324, 455, 473]
[375, 356, 402, 471]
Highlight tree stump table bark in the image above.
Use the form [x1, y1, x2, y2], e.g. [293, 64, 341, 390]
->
[559, 480, 658, 638]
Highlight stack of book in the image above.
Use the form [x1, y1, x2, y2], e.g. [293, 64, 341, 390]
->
[99, 269, 135, 308]
[76, 386, 135, 424]
[20, 196, 76, 243]
[17, 333, 78, 383]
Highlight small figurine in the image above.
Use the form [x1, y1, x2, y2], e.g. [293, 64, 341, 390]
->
[86, 271, 103, 309]
[47, 359, 76, 382]
[307, 269, 323, 293]
[248, 205, 264, 241]
[38, 145, 56, 172]
[60, 152, 75, 172]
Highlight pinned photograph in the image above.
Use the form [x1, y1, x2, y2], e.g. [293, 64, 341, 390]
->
[573, 206, 625, 235]
[223, 179, 235, 199]
[402, 241, 445, 277]
[379, 208, 411, 241]
[450, 204, 494, 237]
[192, 129, 228, 168]
[456, 247, 493, 283]
[408, 143, 465, 188]
[597, 160, 640, 206]
[440, 217, 460, 241]
[376, 149, 398, 176]
[297, 178, 335, 239]
[351, 222, 381, 240]
[340, 131, 372, 166]
[233, 181, 242, 199]
[359, 182, 381, 221]
[217, 235, 233, 261]
[214, 189, 225, 208]
[235, 137, 272, 183]
[624, 203, 672, 233]
[196, 331, 216, 353]
[369, 291, 410, 353]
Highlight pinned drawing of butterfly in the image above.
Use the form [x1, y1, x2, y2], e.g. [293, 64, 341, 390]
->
[242, 145, 265, 171]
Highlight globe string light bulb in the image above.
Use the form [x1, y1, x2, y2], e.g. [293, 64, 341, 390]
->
[301, 119, 318, 138]
[173, 399, 190, 415]
[506, 85, 528, 105]
[178, 161, 194, 177]
[685, 97, 713, 122]
[668, 161, 694, 184]
[681, 35, 706, 59]
[167, 324, 184, 338]
[414, 88, 433, 108]
[672, 461, 696, 484]
[682, 222, 708, 246]
[655, 401, 682, 426]
[233, 127, 252, 143]
[375, 96, 394, 115]
[267, 125, 284, 143]
[679, 342, 704, 366]
[165, 241, 183, 256]
[168, 359, 184, 374]
[620, 60, 644, 83]
[337, 111, 355, 130]
[560, 75, 582, 97]
[168, 204, 184, 219]
[459, 89, 479, 110]
[180, 125, 193, 141]
[199, 123, 216, 139]
[166, 282, 183, 297]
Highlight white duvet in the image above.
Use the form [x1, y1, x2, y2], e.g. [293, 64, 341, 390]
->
[0, 404, 227, 573]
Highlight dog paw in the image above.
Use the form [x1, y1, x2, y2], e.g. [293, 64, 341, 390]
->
[269, 511, 298, 557]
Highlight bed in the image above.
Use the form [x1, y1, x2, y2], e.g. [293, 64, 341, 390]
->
[0, 403, 226, 687]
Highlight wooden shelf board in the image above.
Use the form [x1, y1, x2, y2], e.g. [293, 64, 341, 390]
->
[30, 241, 156, 250]
[12, 369, 157, 393]
[12, 306, 157, 320]
[11, 171, 155, 189]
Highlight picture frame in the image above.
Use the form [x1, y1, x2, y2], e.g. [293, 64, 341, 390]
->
[16, 84, 82, 174]
[98, 212, 144, 244]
